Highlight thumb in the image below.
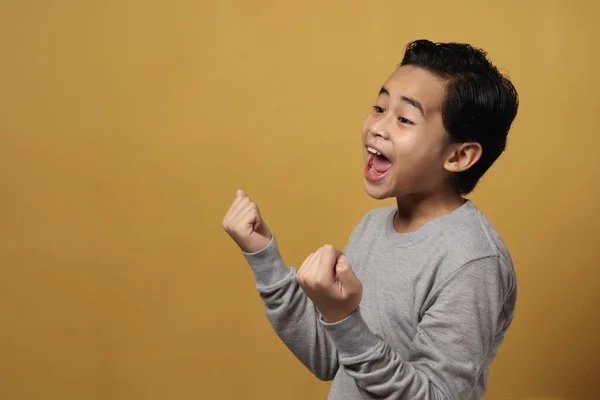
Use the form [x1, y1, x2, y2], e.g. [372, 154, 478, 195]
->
[335, 255, 358, 286]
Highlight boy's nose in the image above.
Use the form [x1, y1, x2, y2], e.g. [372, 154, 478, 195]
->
[369, 123, 390, 140]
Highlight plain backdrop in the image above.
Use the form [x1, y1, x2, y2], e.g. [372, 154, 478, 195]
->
[1, 1, 599, 399]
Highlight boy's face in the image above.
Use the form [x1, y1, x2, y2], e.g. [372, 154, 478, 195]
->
[362, 65, 452, 200]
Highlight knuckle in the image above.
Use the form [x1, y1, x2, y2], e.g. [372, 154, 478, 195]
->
[323, 244, 337, 255]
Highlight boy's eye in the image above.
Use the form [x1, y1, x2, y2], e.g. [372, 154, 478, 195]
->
[372, 105, 385, 114]
[398, 117, 414, 125]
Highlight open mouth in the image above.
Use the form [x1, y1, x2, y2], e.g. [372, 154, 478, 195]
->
[365, 146, 392, 181]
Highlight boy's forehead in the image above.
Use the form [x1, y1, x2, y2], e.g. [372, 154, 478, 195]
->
[381, 65, 447, 109]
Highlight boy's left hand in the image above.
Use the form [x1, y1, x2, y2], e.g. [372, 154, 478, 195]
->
[296, 245, 363, 323]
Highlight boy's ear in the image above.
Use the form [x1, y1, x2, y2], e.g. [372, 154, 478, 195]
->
[444, 142, 482, 173]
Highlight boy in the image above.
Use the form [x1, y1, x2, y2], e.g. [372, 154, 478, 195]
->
[222, 39, 519, 399]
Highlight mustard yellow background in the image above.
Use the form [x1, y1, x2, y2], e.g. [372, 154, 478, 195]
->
[1, 1, 598, 399]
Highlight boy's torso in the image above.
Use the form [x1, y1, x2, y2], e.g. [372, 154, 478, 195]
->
[329, 201, 516, 399]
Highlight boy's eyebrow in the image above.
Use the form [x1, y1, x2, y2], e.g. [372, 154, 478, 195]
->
[378, 86, 425, 118]
[400, 96, 425, 118]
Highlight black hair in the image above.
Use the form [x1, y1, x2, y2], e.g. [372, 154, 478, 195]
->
[400, 39, 519, 194]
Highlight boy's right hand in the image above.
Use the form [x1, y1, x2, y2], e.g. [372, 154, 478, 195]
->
[222, 190, 273, 254]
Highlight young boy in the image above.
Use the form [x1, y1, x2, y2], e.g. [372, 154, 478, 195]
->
[222, 39, 519, 399]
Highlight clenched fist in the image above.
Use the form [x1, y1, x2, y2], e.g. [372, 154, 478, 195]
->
[222, 190, 272, 254]
[296, 245, 363, 323]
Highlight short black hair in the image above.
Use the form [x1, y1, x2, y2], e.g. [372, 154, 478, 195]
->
[400, 39, 519, 195]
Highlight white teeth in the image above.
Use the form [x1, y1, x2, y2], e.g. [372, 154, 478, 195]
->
[367, 147, 382, 156]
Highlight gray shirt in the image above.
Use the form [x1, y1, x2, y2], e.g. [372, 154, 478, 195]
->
[242, 201, 517, 399]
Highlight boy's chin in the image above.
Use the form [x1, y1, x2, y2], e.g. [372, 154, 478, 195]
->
[364, 182, 393, 200]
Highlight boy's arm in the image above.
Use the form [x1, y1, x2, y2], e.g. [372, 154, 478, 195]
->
[242, 237, 339, 380]
[307, 255, 514, 399]
[222, 190, 339, 380]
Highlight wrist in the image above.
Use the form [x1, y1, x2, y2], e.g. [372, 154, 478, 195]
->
[240, 235, 273, 255]
[320, 307, 358, 324]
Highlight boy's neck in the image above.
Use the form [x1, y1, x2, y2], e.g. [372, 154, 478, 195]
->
[393, 189, 466, 234]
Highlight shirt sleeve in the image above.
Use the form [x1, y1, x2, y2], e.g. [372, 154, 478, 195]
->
[242, 236, 339, 381]
[319, 256, 514, 399]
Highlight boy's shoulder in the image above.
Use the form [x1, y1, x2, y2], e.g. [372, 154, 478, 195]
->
[350, 201, 513, 266]
[441, 202, 513, 266]
[346, 202, 516, 296]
